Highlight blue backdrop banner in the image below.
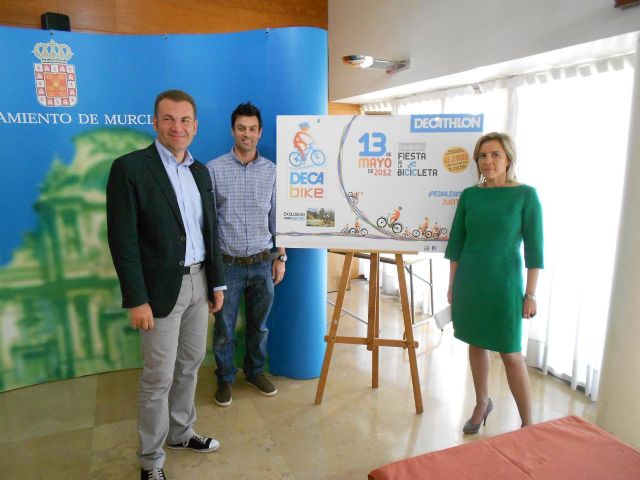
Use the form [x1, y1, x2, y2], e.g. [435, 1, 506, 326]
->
[0, 26, 327, 391]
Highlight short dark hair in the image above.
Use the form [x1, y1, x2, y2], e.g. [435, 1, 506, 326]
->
[231, 102, 262, 129]
[154, 90, 197, 118]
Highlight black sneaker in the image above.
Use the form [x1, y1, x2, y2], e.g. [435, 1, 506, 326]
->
[167, 433, 220, 452]
[215, 382, 232, 407]
[141, 467, 166, 480]
[247, 374, 278, 396]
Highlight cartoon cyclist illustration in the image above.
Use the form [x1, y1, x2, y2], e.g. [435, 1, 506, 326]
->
[411, 217, 431, 238]
[389, 206, 402, 223]
[421, 221, 448, 239]
[377, 206, 403, 234]
[419, 216, 429, 233]
[289, 121, 326, 167]
[349, 218, 368, 236]
[293, 122, 314, 160]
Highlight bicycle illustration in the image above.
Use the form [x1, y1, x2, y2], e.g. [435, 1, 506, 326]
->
[376, 212, 403, 234]
[350, 226, 368, 236]
[402, 227, 417, 238]
[288, 142, 326, 167]
[347, 191, 362, 204]
[412, 217, 430, 238]
[418, 224, 448, 239]
[340, 222, 368, 236]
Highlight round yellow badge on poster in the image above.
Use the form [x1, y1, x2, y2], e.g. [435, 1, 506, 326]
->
[442, 146, 469, 173]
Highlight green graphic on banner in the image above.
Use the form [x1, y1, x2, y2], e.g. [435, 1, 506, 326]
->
[0, 127, 251, 392]
[0, 129, 151, 391]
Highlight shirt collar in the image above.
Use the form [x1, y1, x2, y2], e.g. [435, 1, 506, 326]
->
[230, 146, 261, 166]
[155, 138, 195, 168]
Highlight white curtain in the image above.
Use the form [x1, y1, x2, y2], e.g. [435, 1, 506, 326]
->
[362, 55, 636, 400]
[513, 57, 634, 400]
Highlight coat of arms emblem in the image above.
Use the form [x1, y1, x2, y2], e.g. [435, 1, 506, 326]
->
[33, 39, 77, 107]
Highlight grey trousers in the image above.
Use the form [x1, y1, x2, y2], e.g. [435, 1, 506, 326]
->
[137, 268, 208, 470]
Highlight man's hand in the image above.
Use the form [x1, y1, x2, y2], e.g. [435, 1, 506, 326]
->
[130, 303, 154, 331]
[272, 259, 286, 285]
[209, 290, 224, 313]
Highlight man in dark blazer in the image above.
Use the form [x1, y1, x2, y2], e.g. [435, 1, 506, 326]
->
[106, 89, 225, 480]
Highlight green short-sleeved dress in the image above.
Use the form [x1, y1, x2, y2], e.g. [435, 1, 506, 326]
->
[444, 184, 544, 353]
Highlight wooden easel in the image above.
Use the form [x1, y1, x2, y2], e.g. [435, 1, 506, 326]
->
[314, 251, 423, 414]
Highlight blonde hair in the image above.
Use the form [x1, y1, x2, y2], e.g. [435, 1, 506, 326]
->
[473, 132, 517, 183]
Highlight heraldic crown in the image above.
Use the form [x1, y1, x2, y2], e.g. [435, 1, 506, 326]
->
[33, 39, 73, 64]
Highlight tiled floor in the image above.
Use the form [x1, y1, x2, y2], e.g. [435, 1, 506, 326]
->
[0, 279, 596, 479]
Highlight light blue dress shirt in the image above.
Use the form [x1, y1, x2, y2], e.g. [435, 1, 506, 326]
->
[155, 139, 205, 267]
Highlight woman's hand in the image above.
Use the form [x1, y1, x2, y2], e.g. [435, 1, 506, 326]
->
[447, 286, 453, 304]
[523, 269, 540, 319]
[523, 296, 537, 319]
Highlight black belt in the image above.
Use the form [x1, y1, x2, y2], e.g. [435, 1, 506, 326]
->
[181, 262, 204, 274]
[222, 250, 274, 266]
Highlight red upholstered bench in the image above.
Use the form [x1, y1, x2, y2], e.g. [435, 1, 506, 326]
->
[368, 415, 640, 480]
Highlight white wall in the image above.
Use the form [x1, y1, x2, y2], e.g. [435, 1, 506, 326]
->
[329, 0, 640, 102]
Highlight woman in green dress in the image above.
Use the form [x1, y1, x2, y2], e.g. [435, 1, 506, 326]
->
[445, 132, 543, 434]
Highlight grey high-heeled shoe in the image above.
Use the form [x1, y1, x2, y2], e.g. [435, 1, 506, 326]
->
[463, 398, 493, 434]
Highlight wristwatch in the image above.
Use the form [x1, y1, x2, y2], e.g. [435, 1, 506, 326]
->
[277, 253, 288, 263]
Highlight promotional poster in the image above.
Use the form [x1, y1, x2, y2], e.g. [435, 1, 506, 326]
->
[276, 114, 483, 252]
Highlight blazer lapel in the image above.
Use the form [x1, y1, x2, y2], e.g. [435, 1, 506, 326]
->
[190, 162, 214, 228]
[144, 144, 184, 227]
[189, 162, 210, 198]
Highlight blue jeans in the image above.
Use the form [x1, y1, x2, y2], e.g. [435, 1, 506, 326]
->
[213, 260, 274, 384]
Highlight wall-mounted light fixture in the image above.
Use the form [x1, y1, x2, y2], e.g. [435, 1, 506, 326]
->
[342, 55, 409, 74]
